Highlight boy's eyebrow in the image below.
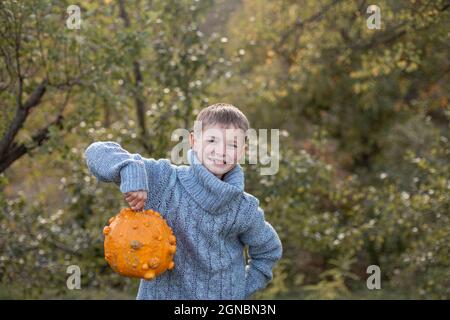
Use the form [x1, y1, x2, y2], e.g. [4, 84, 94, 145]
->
[206, 135, 240, 140]
[204, 132, 244, 140]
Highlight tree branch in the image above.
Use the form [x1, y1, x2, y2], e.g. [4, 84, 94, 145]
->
[276, 0, 342, 50]
[118, 0, 153, 154]
[0, 78, 48, 157]
[0, 86, 71, 173]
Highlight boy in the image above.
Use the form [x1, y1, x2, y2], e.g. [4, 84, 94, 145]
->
[84, 103, 282, 299]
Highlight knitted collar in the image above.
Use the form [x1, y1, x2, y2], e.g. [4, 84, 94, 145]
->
[177, 149, 244, 214]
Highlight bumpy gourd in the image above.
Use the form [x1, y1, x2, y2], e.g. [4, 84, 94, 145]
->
[103, 208, 176, 280]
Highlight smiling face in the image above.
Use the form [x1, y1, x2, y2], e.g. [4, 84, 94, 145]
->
[189, 123, 247, 179]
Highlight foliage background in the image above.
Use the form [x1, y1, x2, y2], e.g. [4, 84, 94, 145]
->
[0, 0, 448, 299]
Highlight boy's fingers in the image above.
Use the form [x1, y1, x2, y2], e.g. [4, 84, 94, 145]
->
[125, 192, 145, 199]
[124, 192, 146, 210]
[126, 192, 141, 200]
[129, 198, 140, 207]
[132, 194, 146, 202]
[132, 202, 144, 211]
[131, 198, 146, 207]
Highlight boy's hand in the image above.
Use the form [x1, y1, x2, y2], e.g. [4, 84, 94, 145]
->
[124, 191, 148, 211]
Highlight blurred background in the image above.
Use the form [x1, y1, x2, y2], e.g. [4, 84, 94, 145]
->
[0, 0, 448, 299]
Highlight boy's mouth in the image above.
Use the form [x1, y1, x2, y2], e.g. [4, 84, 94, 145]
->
[208, 157, 227, 165]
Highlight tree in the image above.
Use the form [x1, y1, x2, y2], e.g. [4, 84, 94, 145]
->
[0, 0, 92, 173]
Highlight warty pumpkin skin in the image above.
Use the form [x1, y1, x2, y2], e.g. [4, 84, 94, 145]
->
[103, 208, 176, 280]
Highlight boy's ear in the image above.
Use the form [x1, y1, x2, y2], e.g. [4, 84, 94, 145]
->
[189, 131, 194, 147]
[244, 136, 248, 151]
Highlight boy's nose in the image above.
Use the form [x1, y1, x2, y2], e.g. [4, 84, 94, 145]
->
[222, 143, 228, 155]
[215, 143, 227, 157]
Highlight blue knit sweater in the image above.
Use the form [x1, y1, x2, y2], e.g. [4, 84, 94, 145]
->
[84, 141, 282, 300]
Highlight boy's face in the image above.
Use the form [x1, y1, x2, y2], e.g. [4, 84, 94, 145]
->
[189, 123, 247, 179]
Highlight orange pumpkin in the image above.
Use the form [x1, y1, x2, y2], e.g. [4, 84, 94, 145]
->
[103, 208, 176, 280]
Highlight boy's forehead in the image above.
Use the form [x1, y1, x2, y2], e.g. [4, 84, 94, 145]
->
[203, 122, 237, 130]
[201, 124, 245, 138]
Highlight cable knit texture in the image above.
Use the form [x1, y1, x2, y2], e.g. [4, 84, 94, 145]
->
[84, 141, 283, 300]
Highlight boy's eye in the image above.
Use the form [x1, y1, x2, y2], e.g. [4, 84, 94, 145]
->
[207, 138, 216, 143]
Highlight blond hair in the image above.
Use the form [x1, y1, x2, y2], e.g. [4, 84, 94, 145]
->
[193, 103, 250, 133]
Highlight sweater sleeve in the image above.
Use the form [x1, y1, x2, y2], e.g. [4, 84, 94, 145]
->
[84, 141, 150, 194]
[239, 205, 283, 298]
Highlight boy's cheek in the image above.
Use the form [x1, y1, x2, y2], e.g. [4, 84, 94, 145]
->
[233, 148, 246, 163]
